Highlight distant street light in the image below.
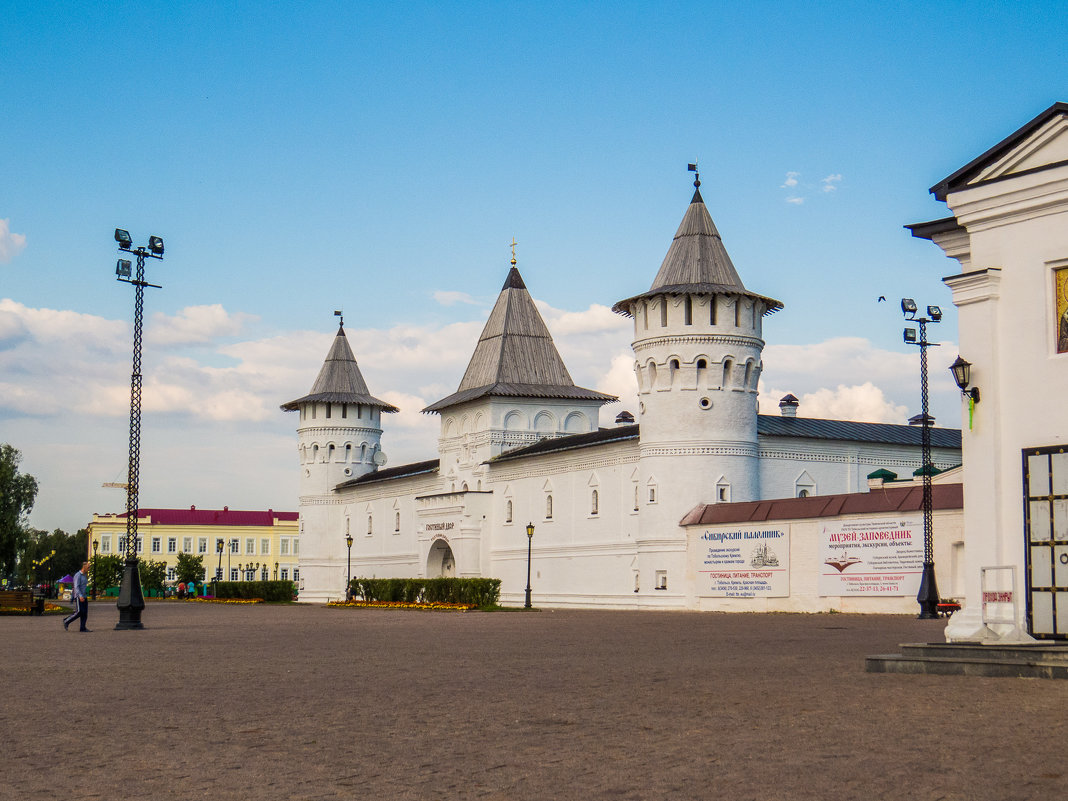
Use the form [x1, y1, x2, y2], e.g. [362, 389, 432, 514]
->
[525, 523, 535, 609]
[345, 534, 354, 600]
[901, 298, 942, 619]
[91, 539, 99, 600]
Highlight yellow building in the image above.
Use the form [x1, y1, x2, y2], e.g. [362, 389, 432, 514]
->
[87, 506, 300, 584]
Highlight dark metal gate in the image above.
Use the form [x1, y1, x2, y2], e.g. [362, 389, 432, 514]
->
[1023, 446, 1068, 639]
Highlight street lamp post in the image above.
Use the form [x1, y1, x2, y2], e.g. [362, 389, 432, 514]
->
[227, 539, 236, 580]
[113, 229, 164, 631]
[91, 539, 99, 600]
[524, 522, 535, 609]
[215, 538, 224, 583]
[902, 298, 942, 619]
[345, 534, 354, 600]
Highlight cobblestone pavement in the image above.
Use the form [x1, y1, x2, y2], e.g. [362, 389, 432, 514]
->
[4, 602, 1067, 801]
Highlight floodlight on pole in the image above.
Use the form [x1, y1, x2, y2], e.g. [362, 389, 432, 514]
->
[900, 297, 942, 619]
[112, 229, 165, 630]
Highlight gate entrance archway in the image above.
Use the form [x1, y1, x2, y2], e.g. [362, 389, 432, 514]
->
[427, 539, 456, 578]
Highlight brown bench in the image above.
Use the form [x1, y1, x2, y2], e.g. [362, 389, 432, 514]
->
[0, 590, 45, 615]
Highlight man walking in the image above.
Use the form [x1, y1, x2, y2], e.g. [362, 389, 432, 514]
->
[63, 561, 90, 632]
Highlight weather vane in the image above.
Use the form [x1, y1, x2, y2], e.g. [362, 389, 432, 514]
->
[510, 237, 518, 267]
[688, 160, 701, 188]
[334, 308, 344, 327]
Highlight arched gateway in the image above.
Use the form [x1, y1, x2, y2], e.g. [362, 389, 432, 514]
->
[427, 539, 456, 577]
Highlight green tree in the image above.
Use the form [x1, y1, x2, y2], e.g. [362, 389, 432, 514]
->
[0, 444, 38, 578]
[140, 559, 167, 593]
[174, 552, 205, 585]
[91, 554, 124, 589]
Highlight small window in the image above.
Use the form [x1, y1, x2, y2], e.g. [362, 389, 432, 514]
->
[546, 494, 553, 520]
[798, 489, 810, 498]
[642, 303, 649, 330]
[166, 567, 175, 581]
[660, 300, 668, 327]
[634, 486, 639, 512]
[167, 538, 177, 553]
[246, 538, 255, 555]
[591, 489, 599, 516]
[198, 537, 207, 553]
[684, 296, 692, 325]
[326, 403, 331, 419]
[327, 444, 335, 462]
[152, 537, 161, 553]
[367, 515, 373, 536]
[710, 295, 717, 325]
[341, 404, 347, 419]
[649, 487, 657, 503]
[280, 568, 288, 581]
[183, 537, 192, 553]
[261, 538, 270, 554]
[293, 568, 300, 582]
[506, 499, 513, 523]
[394, 511, 400, 532]
[655, 570, 668, 590]
[230, 568, 238, 581]
[280, 538, 289, 555]
[311, 405, 316, 420]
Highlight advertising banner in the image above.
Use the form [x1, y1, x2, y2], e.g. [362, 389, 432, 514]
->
[696, 527, 790, 597]
[818, 515, 924, 596]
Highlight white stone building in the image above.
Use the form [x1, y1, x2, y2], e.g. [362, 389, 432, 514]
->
[908, 101, 1068, 640]
[286, 177, 961, 608]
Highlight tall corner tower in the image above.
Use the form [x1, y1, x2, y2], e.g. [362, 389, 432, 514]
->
[281, 319, 399, 498]
[612, 170, 782, 541]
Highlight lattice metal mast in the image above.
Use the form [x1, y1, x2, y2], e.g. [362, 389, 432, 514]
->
[113, 229, 163, 630]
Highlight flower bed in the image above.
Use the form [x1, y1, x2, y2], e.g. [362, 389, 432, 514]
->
[191, 596, 264, 605]
[327, 600, 475, 611]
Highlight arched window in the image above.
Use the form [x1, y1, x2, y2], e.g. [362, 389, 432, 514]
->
[506, 499, 513, 523]
[394, 511, 400, 532]
[684, 296, 692, 325]
[366, 515, 373, 536]
[312, 444, 319, 462]
[710, 295, 717, 325]
[660, 300, 668, 327]
[546, 495, 553, 520]
[327, 444, 335, 462]
[591, 489, 599, 516]
[634, 485, 640, 511]
[344, 444, 352, 462]
[722, 359, 732, 388]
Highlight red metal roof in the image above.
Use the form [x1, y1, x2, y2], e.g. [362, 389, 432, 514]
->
[100, 507, 297, 526]
[680, 484, 963, 526]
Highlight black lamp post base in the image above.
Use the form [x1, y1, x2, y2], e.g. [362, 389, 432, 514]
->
[115, 558, 146, 630]
[916, 561, 940, 620]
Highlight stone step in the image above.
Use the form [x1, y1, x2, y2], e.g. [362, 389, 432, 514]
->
[866, 643, 1068, 679]
[897, 641, 1068, 663]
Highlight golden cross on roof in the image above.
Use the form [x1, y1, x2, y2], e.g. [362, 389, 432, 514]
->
[510, 237, 518, 266]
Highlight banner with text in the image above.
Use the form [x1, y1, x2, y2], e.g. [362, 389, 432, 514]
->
[696, 527, 790, 597]
[818, 515, 924, 596]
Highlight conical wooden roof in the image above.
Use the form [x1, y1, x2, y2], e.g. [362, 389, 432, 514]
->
[613, 186, 782, 315]
[281, 324, 398, 412]
[423, 266, 615, 413]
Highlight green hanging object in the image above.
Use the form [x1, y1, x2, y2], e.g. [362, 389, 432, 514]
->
[968, 395, 975, 430]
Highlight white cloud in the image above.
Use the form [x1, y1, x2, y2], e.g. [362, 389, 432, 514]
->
[821, 174, 843, 192]
[760, 382, 907, 423]
[148, 304, 257, 346]
[0, 219, 27, 263]
[433, 290, 480, 307]
[780, 171, 800, 188]
[785, 196, 805, 205]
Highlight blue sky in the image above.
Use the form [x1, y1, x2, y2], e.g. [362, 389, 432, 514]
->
[2, 1, 1067, 532]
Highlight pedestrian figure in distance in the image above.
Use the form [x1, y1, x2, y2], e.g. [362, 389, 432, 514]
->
[63, 561, 90, 632]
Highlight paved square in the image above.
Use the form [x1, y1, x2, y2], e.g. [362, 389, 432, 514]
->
[4, 602, 1067, 800]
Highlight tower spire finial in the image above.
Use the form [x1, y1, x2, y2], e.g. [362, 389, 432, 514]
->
[687, 160, 700, 188]
[510, 236, 518, 267]
[334, 309, 343, 328]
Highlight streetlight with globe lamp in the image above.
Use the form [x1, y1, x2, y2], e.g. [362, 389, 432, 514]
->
[524, 523, 535, 609]
[345, 534, 354, 600]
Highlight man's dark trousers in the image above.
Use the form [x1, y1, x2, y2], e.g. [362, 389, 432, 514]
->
[63, 597, 88, 631]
